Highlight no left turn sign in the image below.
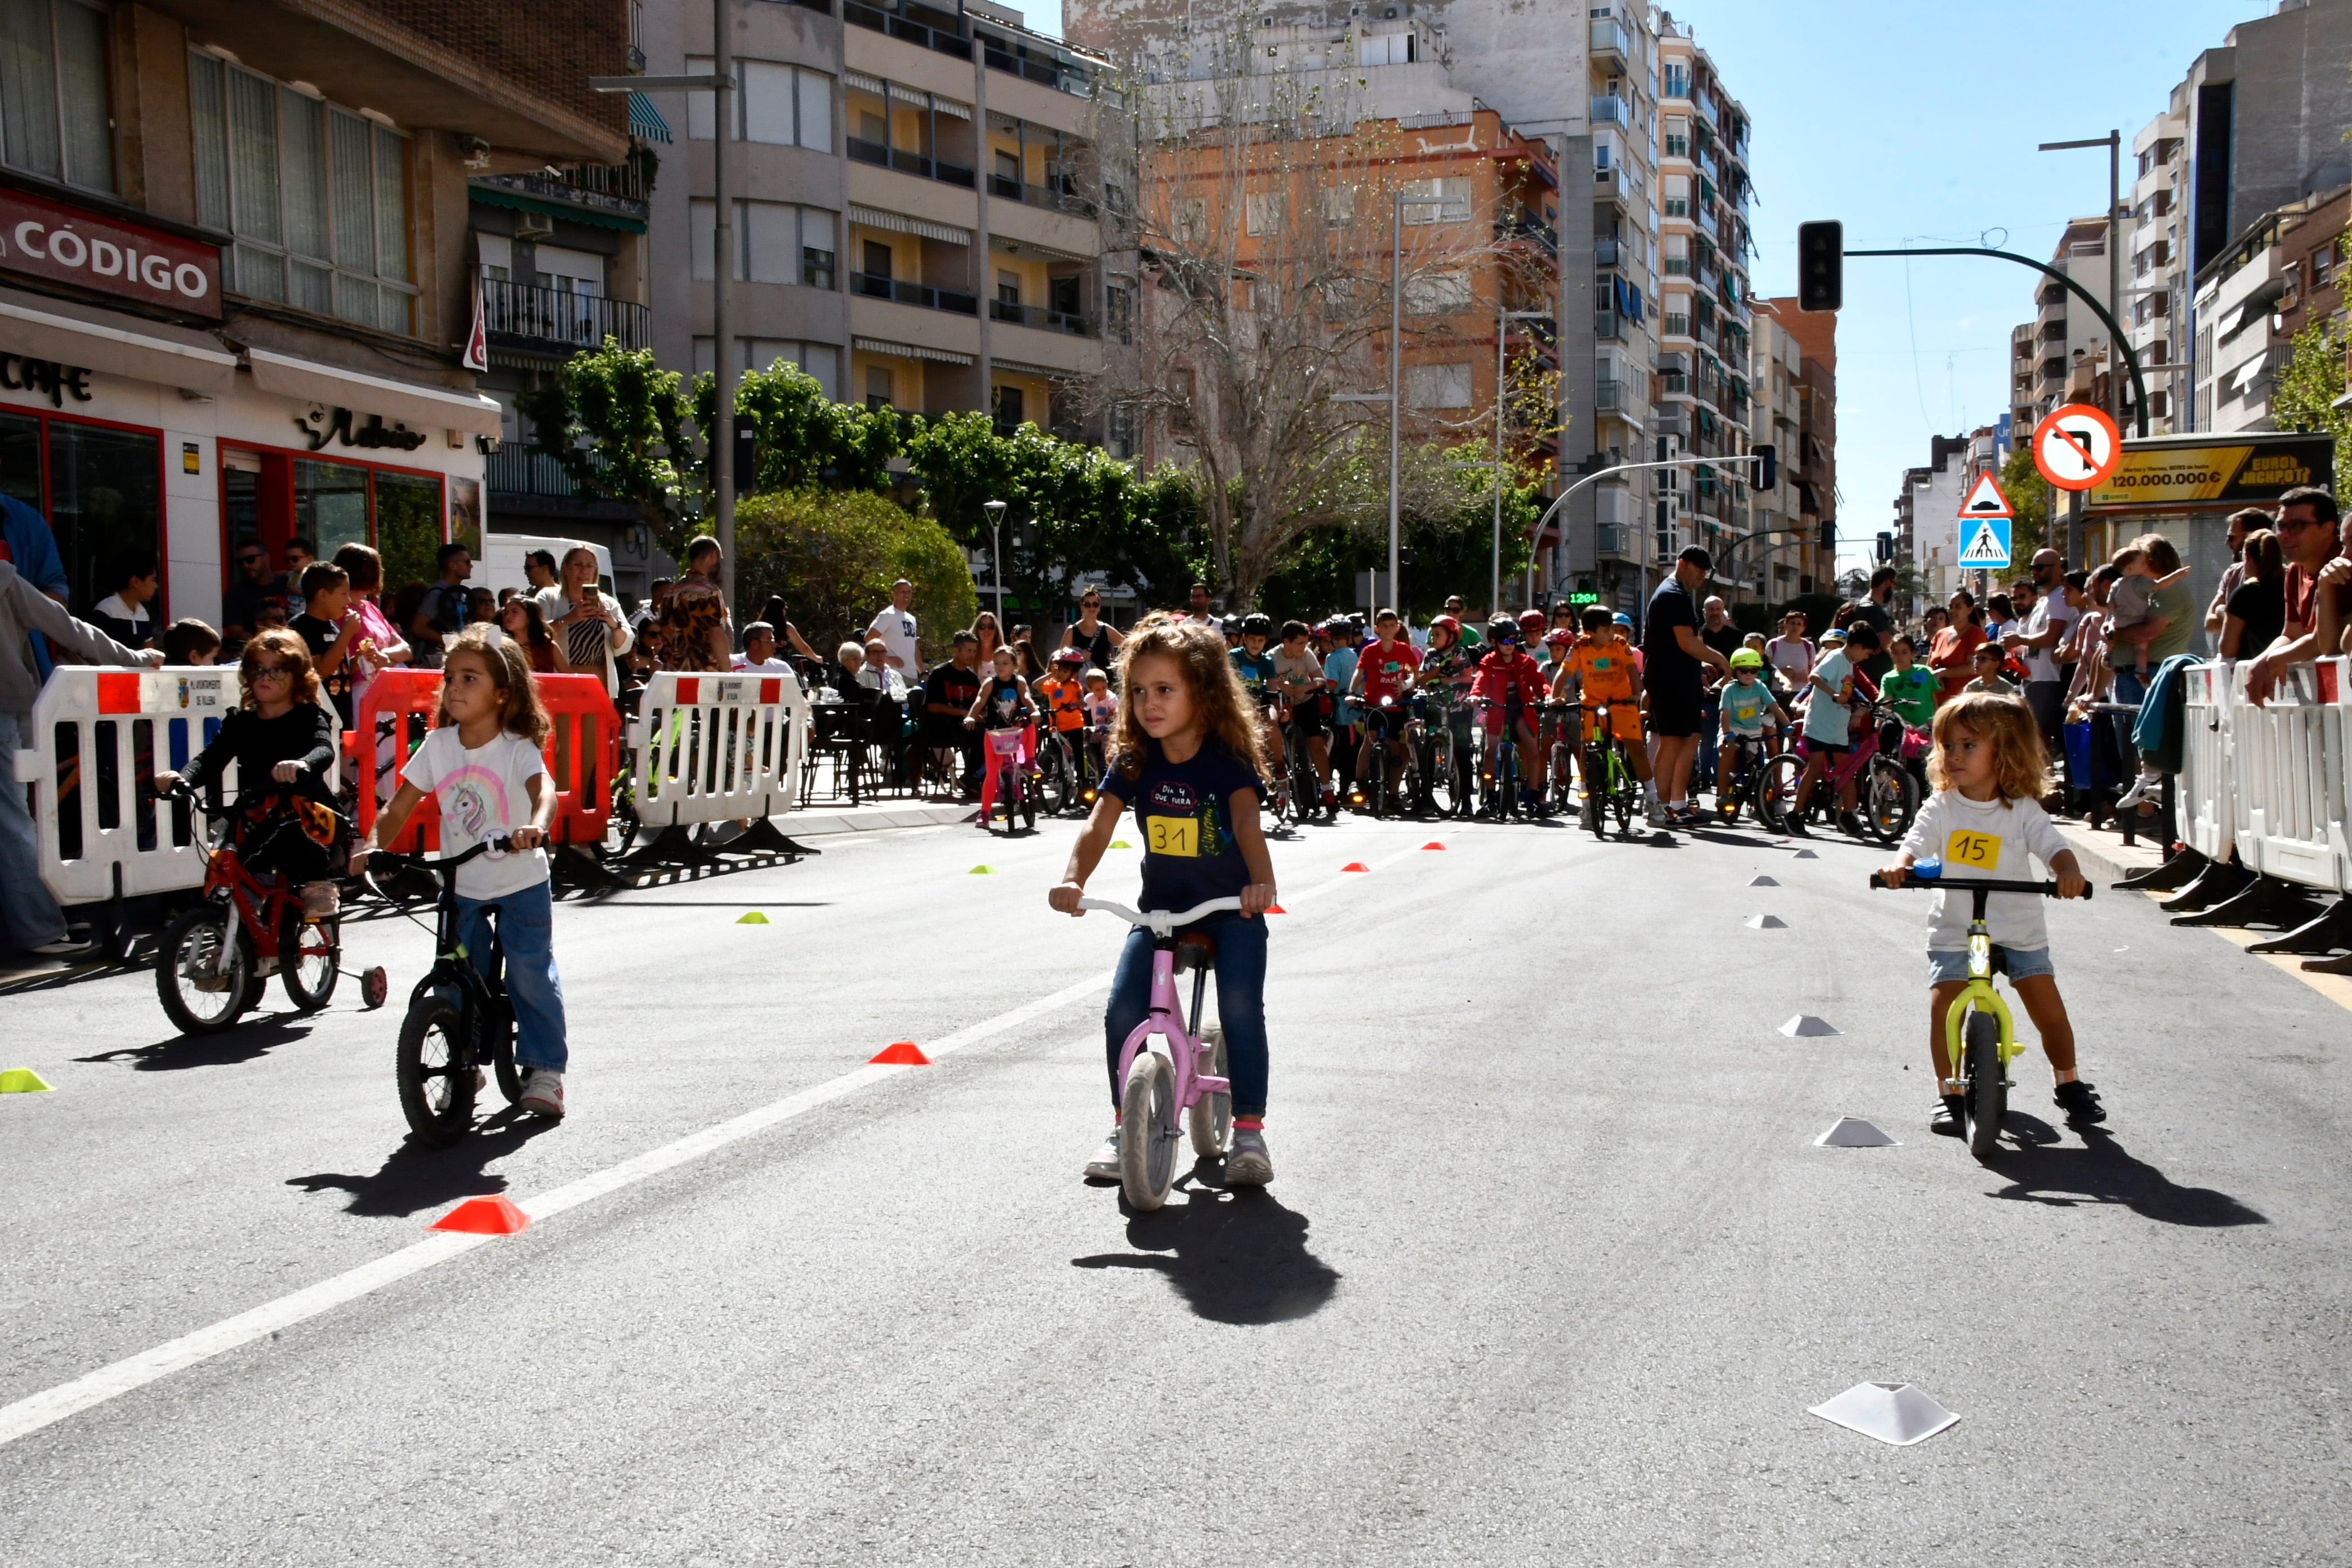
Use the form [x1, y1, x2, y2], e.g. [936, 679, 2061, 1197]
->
[2032, 403, 2121, 492]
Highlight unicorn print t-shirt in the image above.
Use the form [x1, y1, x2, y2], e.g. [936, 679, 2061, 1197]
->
[400, 727, 551, 900]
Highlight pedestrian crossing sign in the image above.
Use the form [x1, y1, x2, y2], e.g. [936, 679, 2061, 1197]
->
[1958, 516, 2012, 567]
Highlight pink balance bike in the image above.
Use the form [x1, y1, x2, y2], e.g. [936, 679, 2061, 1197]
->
[1076, 894, 1242, 1209]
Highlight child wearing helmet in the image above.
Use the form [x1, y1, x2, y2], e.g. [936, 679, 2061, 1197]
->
[1717, 647, 1789, 798]
[1037, 644, 1091, 743]
[1231, 612, 1284, 774]
[1554, 605, 1654, 820]
[1471, 616, 1551, 811]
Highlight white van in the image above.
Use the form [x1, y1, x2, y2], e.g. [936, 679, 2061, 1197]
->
[478, 533, 614, 601]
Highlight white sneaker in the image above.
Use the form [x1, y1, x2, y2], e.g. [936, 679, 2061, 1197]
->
[1083, 1128, 1120, 1181]
[1645, 802, 1674, 829]
[2114, 772, 2159, 809]
[1226, 1129, 1273, 1185]
[518, 1070, 565, 1118]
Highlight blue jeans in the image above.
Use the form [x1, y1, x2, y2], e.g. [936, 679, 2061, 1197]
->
[1696, 690, 1722, 785]
[2109, 666, 2147, 770]
[1103, 908, 1268, 1117]
[0, 711, 68, 950]
[455, 879, 568, 1073]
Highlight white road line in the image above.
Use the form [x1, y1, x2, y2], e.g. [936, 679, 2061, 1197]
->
[0, 842, 1437, 1450]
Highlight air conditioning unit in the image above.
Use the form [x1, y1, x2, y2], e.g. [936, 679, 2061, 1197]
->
[514, 211, 555, 242]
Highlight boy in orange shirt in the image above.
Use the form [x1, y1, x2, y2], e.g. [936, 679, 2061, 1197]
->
[1552, 604, 1654, 822]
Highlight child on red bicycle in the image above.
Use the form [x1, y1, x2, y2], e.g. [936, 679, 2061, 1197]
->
[1878, 691, 2101, 1137]
[357, 625, 569, 1119]
[1469, 615, 1548, 811]
[1049, 617, 1279, 1186]
[155, 629, 344, 917]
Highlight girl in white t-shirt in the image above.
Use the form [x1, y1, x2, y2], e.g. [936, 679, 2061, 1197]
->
[355, 626, 571, 1120]
[1881, 691, 2103, 1139]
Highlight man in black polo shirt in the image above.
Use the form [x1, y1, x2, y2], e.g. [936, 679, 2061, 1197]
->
[1845, 565, 1898, 681]
[1642, 546, 1730, 826]
[921, 631, 984, 796]
[1695, 594, 1744, 794]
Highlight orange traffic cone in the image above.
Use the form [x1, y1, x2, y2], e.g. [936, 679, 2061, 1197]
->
[1422, 841, 1447, 850]
[1341, 862, 1370, 872]
[870, 1041, 932, 1066]
[430, 1195, 529, 1236]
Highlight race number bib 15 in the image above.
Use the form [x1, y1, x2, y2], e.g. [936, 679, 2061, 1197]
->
[1945, 829, 2000, 870]
[1147, 816, 1200, 857]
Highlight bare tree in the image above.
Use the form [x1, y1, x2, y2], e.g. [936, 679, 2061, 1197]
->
[1087, 1, 1531, 602]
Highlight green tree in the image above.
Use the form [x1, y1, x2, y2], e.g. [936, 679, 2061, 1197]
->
[515, 337, 696, 550]
[692, 359, 903, 495]
[2274, 314, 2352, 495]
[1258, 441, 1540, 621]
[1998, 442, 2053, 564]
[731, 488, 977, 660]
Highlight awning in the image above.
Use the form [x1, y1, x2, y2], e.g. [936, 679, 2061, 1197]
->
[992, 357, 1082, 379]
[0, 296, 237, 396]
[853, 336, 973, 366]
[246, 349, 502, 437]
[630, 91, 672, 145]
[469, 182, 646, 234]
[848, 204, 972, 246]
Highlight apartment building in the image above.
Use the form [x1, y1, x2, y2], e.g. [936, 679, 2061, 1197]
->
[0, 2, 622, 629]
[1745, 306, 1802, 603]
[1652, 12, 1756, 605]
[2126, 108, 2188, 433]
[1760, 296, 1833, 595]
[1896, 431, 1976, 608]
[636, 0, 1110, 453]
[2191, 183, 2350, 435]
[2012, 217, 2116, 431]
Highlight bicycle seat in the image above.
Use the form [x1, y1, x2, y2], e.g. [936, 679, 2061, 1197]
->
[1174, 929, 1217, 971]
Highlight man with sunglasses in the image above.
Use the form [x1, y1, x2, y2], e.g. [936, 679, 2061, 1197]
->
[221, 542, 288, 654]
[2001, 548, 2076, 755]
[2243, 487, 2346, 705]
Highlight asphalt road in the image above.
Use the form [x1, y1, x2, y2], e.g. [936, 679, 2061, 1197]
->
[1, 808, 2347, 1565]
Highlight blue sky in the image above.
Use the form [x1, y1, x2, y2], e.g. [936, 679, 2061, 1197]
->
[1021, 0, 2268, 573]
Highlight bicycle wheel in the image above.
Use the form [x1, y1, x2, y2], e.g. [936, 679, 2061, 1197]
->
[606, 771, 641, 857]
[1366, 743, 1387, 819]
[397, 994, 477, 1147]
[1187, 1024, 1232, 1159]
[489, 1001, 523, 1105]
[155, 905, 252, 1036]
[1019, 770, 1035, 831]
[1289, 744, 1320, 826]
[1396, 742, 1422, 818]
[1757, 754, 1805, 832]
[1963, 1010, 2005, 1159]
[1607, 742, 1636, 835]
[1036, 743, 1073, 817]
[1862, 757, 1918, 845]
[279, 912, 340, 1013]
[1119, 1048, 1179, 1210]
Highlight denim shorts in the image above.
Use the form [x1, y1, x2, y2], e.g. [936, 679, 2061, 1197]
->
[1927, 946, 2053, 985]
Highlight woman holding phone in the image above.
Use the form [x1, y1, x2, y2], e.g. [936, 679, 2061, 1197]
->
[536, 545, 634, 696]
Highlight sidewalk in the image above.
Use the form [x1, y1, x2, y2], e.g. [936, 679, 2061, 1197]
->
[2050, 817, 2168, 887]
[781, 800, 975, 837]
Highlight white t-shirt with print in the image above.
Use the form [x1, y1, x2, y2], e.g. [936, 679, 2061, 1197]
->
[1900, 790, 2072, 952]
[2018, 595, 2077, 684]
[399, 727, 551, 901]
[867, 605, 919, 675]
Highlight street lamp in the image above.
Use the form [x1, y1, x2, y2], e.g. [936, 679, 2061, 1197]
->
[982, 498, 1007, 620]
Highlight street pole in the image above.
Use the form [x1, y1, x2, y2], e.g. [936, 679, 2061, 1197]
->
[1389, 190, 1402, 616]
[983, 499, 1006, 621]
[711, 0, 736, 617]
[2037, 131, 2126, 438]
[1492, 296, 1504, 619]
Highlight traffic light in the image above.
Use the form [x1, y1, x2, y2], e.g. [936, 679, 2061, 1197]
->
[1817, 519, 1837, 553]
[1574, 452, 1610, 476]
[1750, 443, 1776, 490]
[1876, 531, 1895, 563]
[1797, 221, 1843, 312]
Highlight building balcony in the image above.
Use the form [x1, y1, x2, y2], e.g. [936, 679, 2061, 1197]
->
[486, 446, 581, 498]
[980, 33, 1096, 97]
[471, 167, 651, 227]
[1594, 309, 1629, 341]
[1591, 18, 1631, 61]
[1594, 238, 1621, 269]
[1496, 215, 1559, 255]
[1591, 95, 1627, 126]
[987, 172, 1096, 217]
[844, 0, 974, 61]
[853, 273, 979, 314]
[990, 299, 1094, 336]
[1596, 377, 1626, 410]
[848, 136, 976, 189]
[482, 280, 650, 355]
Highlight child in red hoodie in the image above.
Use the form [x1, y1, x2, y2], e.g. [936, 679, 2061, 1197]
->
[1468, 616, 1550, 812]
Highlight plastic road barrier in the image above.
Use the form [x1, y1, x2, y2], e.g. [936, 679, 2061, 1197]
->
[346, 668, 443, 853]
[2228, 659, 2348, 894]
[12, 666, 340, 907]
[627, 670, 808, 831]
[2179, 661, 2235, 865]
[537, 672, 620, 850]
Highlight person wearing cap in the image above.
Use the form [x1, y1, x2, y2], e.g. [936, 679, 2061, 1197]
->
[1640, 546, 1731, 826]
[1716, 647, 1788, 799]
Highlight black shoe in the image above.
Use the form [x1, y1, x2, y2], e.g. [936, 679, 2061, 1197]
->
[1930, 1095, 1965, 1137]
[2053, 1080, 2106, 1125]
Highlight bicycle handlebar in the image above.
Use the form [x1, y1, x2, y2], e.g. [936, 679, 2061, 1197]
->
[368, 835, 516, 875]
[1869, 866, 2090, 900]
[1073, 895, 1246, 936]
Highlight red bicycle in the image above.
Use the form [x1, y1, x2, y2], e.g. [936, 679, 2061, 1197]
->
[153, 781, 370, 1035]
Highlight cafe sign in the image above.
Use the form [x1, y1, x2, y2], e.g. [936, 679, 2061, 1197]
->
[0, 186, 222, 318]
[2086, 431, 2337, 512]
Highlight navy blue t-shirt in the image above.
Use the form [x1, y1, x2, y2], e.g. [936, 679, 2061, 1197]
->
[1102, 736, 1260, 914]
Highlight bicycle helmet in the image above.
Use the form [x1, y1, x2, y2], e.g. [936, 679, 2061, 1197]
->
[1543, 627, 1574, 648]
[1517, 608, 1544, 627]
[1727, 648, 1765, 671]
[1053, 645, 1089, 667]
[1612, 612, 1633, 627]
[1240, 612, 1275, 637]
[1486, 614, 1521, 644]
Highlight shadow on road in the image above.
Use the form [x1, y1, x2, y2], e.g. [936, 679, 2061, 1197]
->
[1070, 1165, 1342, 1325]
[1983, 1121, 2267, 1228]
[286, 1110, 558, 1217]
[74, 1016, 317, 1070]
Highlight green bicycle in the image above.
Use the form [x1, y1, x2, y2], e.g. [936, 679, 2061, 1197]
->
[1872, 863, 2089, 1158]
[1571, 701, 1640, 838]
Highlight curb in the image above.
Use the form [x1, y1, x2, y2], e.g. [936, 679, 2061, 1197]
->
[2050, 819, 2166, 888]
[780, 803, 977, 838]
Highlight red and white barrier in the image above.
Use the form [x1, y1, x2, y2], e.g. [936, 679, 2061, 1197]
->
[2178, 661, 2235, 866]
[626, 670, 808, 830]
[2227, 659, 2349, 894]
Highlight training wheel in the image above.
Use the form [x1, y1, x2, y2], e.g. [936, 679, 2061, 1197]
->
[360, 966, 389, 1010]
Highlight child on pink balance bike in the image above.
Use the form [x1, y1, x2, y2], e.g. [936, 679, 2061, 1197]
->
[1049, 618, 1280, 1196]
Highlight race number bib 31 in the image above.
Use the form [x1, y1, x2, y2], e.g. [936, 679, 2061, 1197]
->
[1147, 816, 1200, 857]
[1945, 829, 2000, 870]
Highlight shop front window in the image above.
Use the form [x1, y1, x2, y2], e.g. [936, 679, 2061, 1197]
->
[0, 409, 161, 618]
[226, 448, 443, 605]
[372, 469, 445, 594]
[293, 457, 368, 560]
